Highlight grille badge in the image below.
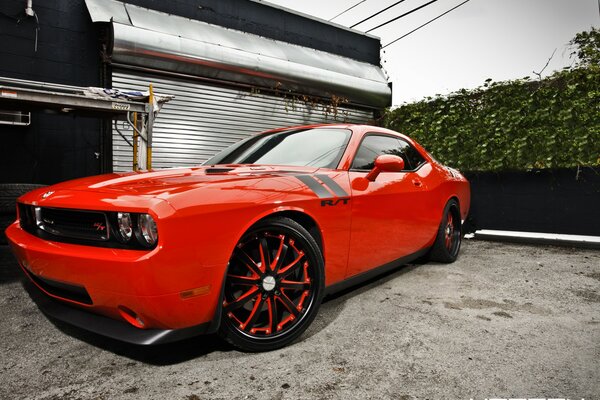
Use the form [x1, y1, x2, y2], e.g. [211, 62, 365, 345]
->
[41, 191, 54, 199]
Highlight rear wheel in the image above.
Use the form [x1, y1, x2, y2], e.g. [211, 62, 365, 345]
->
[219, 217, 324, 352]
[428, 199, 462, 263]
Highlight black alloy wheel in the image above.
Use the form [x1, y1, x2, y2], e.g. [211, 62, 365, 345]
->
[219, 216, 324, 352]
[428, 199, 462, 263]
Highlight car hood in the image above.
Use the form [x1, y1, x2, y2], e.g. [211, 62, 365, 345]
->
[22, 165, 326, 208]
[40, 165, 320, 197]
[19, 165, 325, 213]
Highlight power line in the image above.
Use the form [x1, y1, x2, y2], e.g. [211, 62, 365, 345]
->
[329, 0, 368, 21]
[350, 0, 407, 28]
[382, 0, 471, 48]
[366, 0, 439, 33]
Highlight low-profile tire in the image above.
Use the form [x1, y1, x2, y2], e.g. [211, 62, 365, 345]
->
[219, 216, 325, 352]
[428, 199, 462, 263]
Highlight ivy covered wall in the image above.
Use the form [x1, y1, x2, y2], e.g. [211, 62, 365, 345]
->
[383, 28, 600, 172]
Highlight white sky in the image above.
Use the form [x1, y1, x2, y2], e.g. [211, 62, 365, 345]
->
[265, 0, 600, 106]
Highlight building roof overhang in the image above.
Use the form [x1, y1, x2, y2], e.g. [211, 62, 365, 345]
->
[85, 0, 391, 108]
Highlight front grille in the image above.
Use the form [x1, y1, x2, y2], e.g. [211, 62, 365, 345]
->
[36, 207, 109, 241]
[20, 205, 110, 241]
[18, 203, 155, 250]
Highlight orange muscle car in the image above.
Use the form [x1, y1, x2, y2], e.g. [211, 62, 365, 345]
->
[7, 124, 470, 351]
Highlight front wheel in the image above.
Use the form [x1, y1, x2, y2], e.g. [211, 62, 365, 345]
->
[428, 199, 462, 263]
[219, 216, 324, 352]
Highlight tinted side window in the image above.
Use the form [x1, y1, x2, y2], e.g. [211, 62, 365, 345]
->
[398, 139, 426, 170]
[351, 135, 404, 170]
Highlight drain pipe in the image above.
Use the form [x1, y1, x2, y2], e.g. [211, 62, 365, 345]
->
[24, 0, 40, 52]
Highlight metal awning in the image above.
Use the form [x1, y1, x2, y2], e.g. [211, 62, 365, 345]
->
[0, 76, 172, 171]
[85, 0, 392, 108]
[0, 77, 149, 116]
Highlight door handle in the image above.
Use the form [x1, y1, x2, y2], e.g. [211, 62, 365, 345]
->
[412, 179, 423, 187]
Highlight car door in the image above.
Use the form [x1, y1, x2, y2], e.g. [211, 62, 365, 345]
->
[346, 133, 436, 277]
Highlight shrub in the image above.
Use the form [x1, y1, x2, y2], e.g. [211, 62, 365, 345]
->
[383, 28, 600, 172]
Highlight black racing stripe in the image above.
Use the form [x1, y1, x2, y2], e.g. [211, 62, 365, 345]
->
[296, 175, 331, 199]
[315, 174, 348, 197]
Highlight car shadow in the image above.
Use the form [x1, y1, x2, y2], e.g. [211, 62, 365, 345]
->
[20, 281, 233, 366]
[20, 259, 425, 366]
[303, 261, 422, 340]
[51, 317, 232, 365]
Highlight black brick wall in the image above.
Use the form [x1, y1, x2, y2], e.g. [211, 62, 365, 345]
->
[0, 0, 102, 184]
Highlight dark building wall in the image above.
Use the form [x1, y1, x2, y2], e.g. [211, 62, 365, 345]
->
[465, 168, 600, 236]
[0, 0, 102, 184]
[0, 0, 381, 185]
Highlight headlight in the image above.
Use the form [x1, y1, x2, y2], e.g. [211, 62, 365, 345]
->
[136, 214, 158, 247]
[116, 212, 133, 242]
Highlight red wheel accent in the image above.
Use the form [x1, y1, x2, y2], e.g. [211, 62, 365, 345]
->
[442, 208, 460, 256]
[427, 200, 462, 263]
[445, 212, 454, 251]
[223, 231, 315, 338]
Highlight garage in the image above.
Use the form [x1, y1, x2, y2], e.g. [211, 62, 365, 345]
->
[110, 70, 374, 171]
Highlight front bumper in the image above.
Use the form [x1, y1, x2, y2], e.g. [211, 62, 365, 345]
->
[24, 280, 210, 345]
[6, 221, 225, 335]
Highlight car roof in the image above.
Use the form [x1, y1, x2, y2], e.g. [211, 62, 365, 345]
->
[259, 123, 352, 133]
[259, 123, 416, 145]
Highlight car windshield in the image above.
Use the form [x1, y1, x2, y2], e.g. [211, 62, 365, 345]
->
[205, 128, 352, 169]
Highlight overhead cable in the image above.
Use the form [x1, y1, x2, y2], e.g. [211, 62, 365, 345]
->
[350, 0, 407, 28]
[365, 0, 439, 33]
[329, 0, 368, 21]
[382, 0, 471, 48]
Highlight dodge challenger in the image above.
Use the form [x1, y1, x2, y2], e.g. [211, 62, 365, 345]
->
[6, 124, 470, 352]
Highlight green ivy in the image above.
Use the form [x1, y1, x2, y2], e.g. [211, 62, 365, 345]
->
[383, 29, 600, 172]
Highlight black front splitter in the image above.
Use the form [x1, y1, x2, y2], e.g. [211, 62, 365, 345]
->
[24, 281, 211, 346]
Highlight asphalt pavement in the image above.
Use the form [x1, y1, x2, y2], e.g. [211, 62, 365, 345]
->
[0, 240, 598, 400]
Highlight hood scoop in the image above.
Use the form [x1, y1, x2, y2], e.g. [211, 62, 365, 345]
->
[205, 167, 235, 174]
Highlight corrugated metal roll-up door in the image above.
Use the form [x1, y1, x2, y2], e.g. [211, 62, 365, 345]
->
[112, 70, 374, 171]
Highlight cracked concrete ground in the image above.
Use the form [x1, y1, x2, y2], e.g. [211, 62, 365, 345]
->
[0, 240, 598, 400]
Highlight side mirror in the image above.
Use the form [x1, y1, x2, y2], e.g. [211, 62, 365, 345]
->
[365, 155, 405, 182]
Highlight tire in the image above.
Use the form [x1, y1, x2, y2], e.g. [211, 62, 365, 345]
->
[428, 199, 462, 263]
[0, 183, 46, 213]
[219, 216, 325, 352]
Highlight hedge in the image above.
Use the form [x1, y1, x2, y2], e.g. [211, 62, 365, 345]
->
[383, 32, 600, 172]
